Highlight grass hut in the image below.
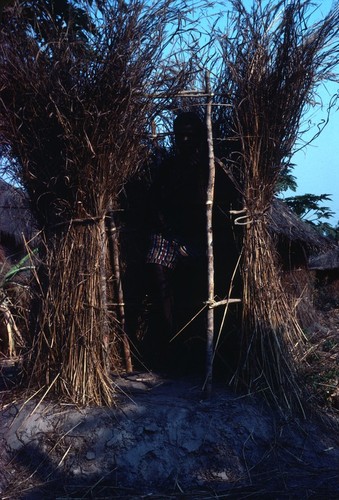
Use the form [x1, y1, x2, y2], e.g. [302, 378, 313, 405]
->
[269, 198, 331, 269]
[309, 246, 339, 308]
[269, 198, 333, 328]
[0, 178, 35, 261]
[211, 0, 339, 411]
[0, 0, 194, 405]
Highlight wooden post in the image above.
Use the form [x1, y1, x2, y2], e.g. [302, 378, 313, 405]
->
[99, 215, 110, 359]
[107, 206, 133, 373]
[204, 71, 216, 396]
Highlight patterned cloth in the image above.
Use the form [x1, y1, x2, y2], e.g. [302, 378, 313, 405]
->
[146, 233, 182, 270]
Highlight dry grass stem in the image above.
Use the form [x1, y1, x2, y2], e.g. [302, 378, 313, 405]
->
[0, 0, 196, 405]
[212, 0, 339, 411]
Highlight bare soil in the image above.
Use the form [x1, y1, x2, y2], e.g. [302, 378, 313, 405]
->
[0, 297, 338, 499]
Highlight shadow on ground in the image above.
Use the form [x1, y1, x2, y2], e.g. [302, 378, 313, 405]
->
[1, 371, 339, 499]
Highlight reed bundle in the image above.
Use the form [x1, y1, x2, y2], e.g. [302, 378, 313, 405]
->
[213, 0, 339, 410]
[0, 0, 192, 405]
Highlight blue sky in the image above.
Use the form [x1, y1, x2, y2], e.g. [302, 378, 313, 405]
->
[279, 0, 339, 225]
[285, 84, 339, 225]
[283, 80, 339, 226]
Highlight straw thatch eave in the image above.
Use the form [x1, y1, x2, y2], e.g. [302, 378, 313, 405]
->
[0, 177, 36, 247]
[269, 198, 332, 253]
[309, 246, 339, 271]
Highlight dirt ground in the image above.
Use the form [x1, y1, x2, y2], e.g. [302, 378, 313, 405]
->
[0, 367, 338, 499]
[0, 293, 339, 499]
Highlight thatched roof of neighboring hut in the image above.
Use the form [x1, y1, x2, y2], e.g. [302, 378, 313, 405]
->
[309, 246, 339, 271]
[0, 178, 35, 246]
[269, 198, 332, 252]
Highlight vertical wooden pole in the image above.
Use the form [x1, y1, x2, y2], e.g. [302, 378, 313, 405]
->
[204, 71, 216, 396]
[99, 215, 110, 359]
[107, 206, 133, 373]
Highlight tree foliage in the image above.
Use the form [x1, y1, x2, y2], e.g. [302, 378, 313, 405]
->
[285, 193, 334, 222]
[284, 192, 339, 240]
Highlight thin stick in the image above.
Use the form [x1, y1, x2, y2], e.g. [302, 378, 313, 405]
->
[169, 303, 208, 343]
[99, 216, 110, 357]
[204, 71, 216, 396]
[208, 298, 241, 308]
[107, 206, 133, 373]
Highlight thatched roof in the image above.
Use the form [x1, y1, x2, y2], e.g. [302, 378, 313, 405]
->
[0, 178, 35, 246]
[309, 247, 339, 271]
[268, 198, 331, 252]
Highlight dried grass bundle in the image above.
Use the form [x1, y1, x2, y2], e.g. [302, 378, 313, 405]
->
[213, 0, 339, 410]
[0, 0, 193, 405]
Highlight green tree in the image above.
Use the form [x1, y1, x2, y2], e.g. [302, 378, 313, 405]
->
[284, 193, 335, 223]
[284, 192, 339, 240]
